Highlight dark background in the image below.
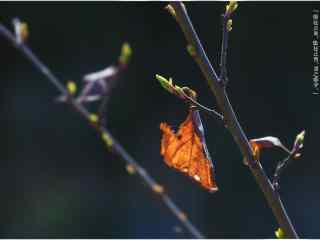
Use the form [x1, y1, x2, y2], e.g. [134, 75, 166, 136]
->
[0, 1, 318, 238]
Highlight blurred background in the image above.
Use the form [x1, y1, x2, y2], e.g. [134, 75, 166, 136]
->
[0, 2, 318, 238]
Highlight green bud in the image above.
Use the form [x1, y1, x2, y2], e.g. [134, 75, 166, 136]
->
[225, 1, 238, 15]
[227, 19, 233, 32]
[187, 44, 196, 57]
[156, 74, 174, 93]
[275, 228, 285, 239]
[119, 42, 132, 65]
[165, 4, 176, 18]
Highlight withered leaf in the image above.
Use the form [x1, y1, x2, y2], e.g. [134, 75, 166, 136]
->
[244, 136, 290, 165]
[76, 65, 119, 103]
[250, 137, 288, 152]
[160, 108, 218, 192]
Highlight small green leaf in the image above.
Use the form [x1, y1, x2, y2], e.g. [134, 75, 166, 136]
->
[156, 74, 188, 100]
[156, 74, 174, 93]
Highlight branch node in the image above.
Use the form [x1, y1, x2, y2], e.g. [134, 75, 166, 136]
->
[126, 163, 137, 175]
[152, 184, 165, 194]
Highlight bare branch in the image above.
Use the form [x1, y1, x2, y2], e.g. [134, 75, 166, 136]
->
[0, 23, 204, 239]
[220, 1, 238, 85]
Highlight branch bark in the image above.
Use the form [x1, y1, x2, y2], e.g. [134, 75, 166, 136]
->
[170, 2, 298, 238]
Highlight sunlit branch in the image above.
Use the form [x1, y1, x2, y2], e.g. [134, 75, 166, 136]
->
[169, 2, 298, 238]
[0, 23, 204, 239]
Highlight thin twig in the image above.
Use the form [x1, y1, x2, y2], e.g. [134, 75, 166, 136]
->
[0, 23, 204, 239]
[181, 89, 224, 122]
[96, 71, 121, 124]
[170, 2, 298, 238]
[272, 154, 293, 191]
[273, 138, 302, 191]
[219, 15, 229, 85]
[98, 93, 111, 124]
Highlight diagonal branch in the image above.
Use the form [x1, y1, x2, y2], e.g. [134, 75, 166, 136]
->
[169, 2, 298, 238]
[0, 23, 204, 239]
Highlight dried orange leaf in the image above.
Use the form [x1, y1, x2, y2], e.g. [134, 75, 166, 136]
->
[244, 136, 290, 165]
[243, 141, 260, 166]
[160, 108, 218, 192]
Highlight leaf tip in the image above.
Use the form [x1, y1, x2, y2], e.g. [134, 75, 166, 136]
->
[292, 129, 306, 155]
[156, 74, 173, 92]
[296, 129, 306, 142]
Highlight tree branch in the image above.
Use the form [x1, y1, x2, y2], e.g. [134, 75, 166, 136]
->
[0, 23, 204, 239]
[170, 2, 298, 238]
